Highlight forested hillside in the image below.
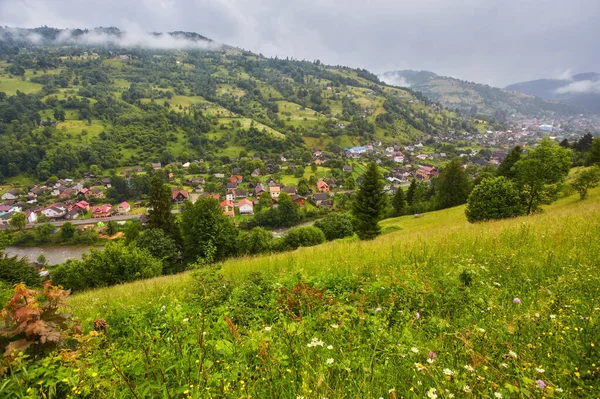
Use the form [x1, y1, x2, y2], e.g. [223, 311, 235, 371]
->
[0, 27, 490, 181]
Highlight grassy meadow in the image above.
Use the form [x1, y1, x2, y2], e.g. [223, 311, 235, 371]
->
[3, 188, 600, 398]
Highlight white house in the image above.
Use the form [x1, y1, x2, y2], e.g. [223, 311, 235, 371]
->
[416, 154, 429, 161]
[226, 189, 236, 201]
[269, 186, 280, 199]
[41, 206, 66, 219]
[2, 189, 19, 201]
[25, 210, 37, 224]
[237, 199, 254, 215]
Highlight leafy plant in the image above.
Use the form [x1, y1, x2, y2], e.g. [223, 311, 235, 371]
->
[0, 283, 80, 362]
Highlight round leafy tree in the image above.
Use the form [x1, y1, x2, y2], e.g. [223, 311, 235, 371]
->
[465, 176, 525, 223]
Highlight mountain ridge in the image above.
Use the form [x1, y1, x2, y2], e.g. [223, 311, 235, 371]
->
[505, 72, 600, 114]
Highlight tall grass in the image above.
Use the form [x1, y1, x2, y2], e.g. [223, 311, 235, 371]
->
[15, 187, 592, 398]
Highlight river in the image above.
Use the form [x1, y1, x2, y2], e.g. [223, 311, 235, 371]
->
[4, 246, 100, 265]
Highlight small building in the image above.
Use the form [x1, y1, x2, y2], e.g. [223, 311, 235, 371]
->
[152, 162, 162, 170]
[342, 165, 353, 172]
[237, 199, 254, 215]
[2, 189, 20, 201]
[220, 200, 235, 217]
[117, 202, 131, 214]
[92, 204, 113, 218]
[172, 190, 189, 203]
[317, 181, 330, 193]
[312, 193, 332, 207]
[269, 186, 281, 199]
[291, 195, 306, 207]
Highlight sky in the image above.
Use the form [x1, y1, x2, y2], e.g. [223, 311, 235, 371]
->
[1, 0, 598, 87]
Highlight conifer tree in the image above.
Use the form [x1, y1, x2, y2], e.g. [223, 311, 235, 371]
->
[392, 186, 407, 216]
[406, 179, 417, 206]
[352, 162, 386, 240]
[435, 157, 471, 209]
[148, 175, 176, 236]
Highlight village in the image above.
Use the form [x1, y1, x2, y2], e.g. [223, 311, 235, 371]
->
[0, 124, 557, 232]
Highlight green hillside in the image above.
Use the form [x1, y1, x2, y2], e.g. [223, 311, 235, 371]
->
[379, 70, 594, 123]
[2, 186, 597, 397]
[0, 27, 493, 182]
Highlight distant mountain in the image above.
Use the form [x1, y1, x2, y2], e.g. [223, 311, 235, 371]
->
[379, 70, 589, 121]
[505, 73, 600, 114]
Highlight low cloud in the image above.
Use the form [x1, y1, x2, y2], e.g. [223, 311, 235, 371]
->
[0, 26, 222, 50]
[555, 80, 600, 94]
[379, 73, 411, 88]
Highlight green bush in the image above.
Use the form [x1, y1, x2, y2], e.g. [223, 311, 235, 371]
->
[282, 226, 326, 250]
[0, 252, 41, 287]
[51, 242, 162, 292]
[314, 213, 354, 240]
[465, 176, 525, 223]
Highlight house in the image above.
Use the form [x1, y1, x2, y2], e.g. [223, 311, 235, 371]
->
[317, 181, 329, 193]
[75, 201, 90, 212]
[152, 162, 162, 170]
[314, 158, 323, 166]
[394, 155, 405, 163]
[266, 177, 278, 187]
[2, 189, 20, 201]
[251, 169, 261, 177]
[237, 199, 254, 215]
[77, 187, 89, 197]
[313, 150, 323, 158]
[220, 200, 235, 217]
[59, 188, 76, 199]
[342, 165, 353, 172]
[416, 166, 438, 180]
[291, 195, 306, 206]
[64, 209, 81, 220]
[416, 154, 429, 161]
[24, 210, 37, 224]
[228, 176, 238, 184]
[117, 202, 131, 214]
[255, 183, 267, 197]
[226, 189, 236, 201]
[269, 186, 280, 199]
[312, 193, 331, 207]
[214, 173, 225, 179]
[236, 190, 247, 199]
[92, 204, 113, 218]
[281, 186, 296, 196]
[86, 187, 105, 199]
[226, 182, 238, 190]
[41, 205, 67, 220]
[0, 205, 11, 216]
[172, 190, 189, 203]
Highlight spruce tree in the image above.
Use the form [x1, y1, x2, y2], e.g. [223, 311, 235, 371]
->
[352, 162, 386, 240]
[436, 157, 471, 209]
[406, 179, 417, 206]
[392, 186, 407, 216]
[497, 146, 523, 180]
[148, 175, 176, 236]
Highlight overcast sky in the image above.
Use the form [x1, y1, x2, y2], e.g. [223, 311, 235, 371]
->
[1, 0, 598, 87]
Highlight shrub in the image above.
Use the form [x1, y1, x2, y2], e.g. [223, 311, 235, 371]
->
[465, 176, 525, 223]
[314, 213, 354, 240]
[282, 226, 326, 250]
[51, 242, 162, 292]
[0, 253, 41, 287]
[0, 283, 80, 360]
[134, 228, 182, 274]
[237, 227, 274, 255]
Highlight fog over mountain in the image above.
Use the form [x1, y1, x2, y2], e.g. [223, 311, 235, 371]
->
[1, 0, 598, 86]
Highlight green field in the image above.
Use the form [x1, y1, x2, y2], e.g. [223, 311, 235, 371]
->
[8, 187, 588, 397]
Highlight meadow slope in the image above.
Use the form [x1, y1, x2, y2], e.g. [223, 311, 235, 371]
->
[4, 189, 599, 398]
